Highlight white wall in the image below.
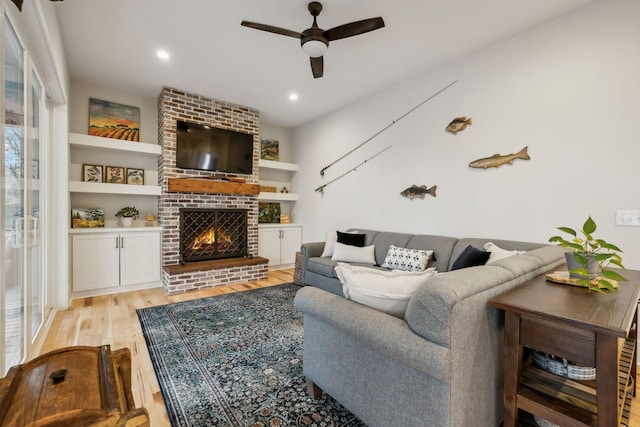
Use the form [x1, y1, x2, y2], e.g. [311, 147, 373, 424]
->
[292, 1, 640, 269]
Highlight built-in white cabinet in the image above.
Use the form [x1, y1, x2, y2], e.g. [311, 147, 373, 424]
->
[71, 228, 161, 295]
[258, 224, 302, 268]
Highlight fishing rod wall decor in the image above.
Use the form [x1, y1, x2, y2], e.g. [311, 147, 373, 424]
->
[315, 145, 392, 194]
[319, 80, 458, 177]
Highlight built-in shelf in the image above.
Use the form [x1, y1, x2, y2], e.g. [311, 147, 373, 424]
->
[69, 181, 161, 195]
[258, 159, 298, 202]
[69, 226, 163, 235]
[258, 192, 298, 202]
[69, 132, 161, 156]
[258, 159, 298, 172]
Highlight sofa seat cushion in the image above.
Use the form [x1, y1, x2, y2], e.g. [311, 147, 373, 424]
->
[307, 257, 383, 279]
[307, 257, 341, 278]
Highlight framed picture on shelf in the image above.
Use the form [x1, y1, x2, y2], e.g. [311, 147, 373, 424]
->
[126, 168, 144, 185]
[258, 202, 281, 224]
[82, 164, 103, 182]
[71, 208, 105, 228]
[104, 166, 125, 184]
[88, 98, 140, 142]
[260, 138, 279, 161]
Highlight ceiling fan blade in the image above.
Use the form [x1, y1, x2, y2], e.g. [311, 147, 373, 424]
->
[310, 56, 324, 79]
[324, 17, 385, 41]
[241, 21, 301, 39]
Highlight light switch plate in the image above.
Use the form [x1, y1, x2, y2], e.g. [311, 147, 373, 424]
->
[615, 210, 640, 226]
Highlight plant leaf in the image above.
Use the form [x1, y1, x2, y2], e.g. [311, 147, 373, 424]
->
[601, 269, 627, 282]
[597, 279, 618, 293]
[557, 227, 577, 236]
[583, 216, 597, 234]
[598, 241, 624, 252]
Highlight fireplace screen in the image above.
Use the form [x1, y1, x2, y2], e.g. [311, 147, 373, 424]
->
[180, 208, 248, 264]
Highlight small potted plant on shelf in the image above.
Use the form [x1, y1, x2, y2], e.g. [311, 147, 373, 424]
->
[548, 215, 626, 293]
[115, 206, 139, 228]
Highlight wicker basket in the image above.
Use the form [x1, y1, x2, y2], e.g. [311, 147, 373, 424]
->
[533, 415, 559, 427]
[293, 251, 303, 285]
[531, 351, 596, 381]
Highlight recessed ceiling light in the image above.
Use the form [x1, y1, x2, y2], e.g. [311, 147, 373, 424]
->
[156, 50, 170, 60]
[289, 93, 299, 101]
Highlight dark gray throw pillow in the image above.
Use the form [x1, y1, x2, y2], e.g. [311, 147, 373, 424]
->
[451, 245, 491, 270]
[337, 231, 366, 247]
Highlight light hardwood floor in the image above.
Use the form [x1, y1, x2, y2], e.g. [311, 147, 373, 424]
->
[39, 269, 640, 426]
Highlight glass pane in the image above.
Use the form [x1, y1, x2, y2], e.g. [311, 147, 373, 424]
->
[2, 16, 25, 373]
[29, 70, 43, 340]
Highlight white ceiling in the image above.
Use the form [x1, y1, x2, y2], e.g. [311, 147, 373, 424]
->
[54, 0, 596, 128]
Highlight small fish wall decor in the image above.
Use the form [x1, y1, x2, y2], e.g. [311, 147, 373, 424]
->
[468, 146, 530, 169]
[401, 185, 437, 200]
[446, 116, 472, 135]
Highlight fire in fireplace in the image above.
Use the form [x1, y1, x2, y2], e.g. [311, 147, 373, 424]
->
[179, 208, 248, 264]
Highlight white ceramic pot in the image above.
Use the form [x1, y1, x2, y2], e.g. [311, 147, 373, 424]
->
[121, 217, 133, 228]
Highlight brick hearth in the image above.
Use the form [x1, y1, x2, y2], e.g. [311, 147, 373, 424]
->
[158, 87, 267, 293]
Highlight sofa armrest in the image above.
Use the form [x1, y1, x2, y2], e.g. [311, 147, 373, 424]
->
[301, 242, 325, 284]
[294, 286, 451, 383]
[301, 241, 324, 258]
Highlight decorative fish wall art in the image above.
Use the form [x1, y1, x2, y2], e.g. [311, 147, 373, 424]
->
[401, 185, 437, 200]
[468, 146, 530, 169]
[446, 116, 472, 135]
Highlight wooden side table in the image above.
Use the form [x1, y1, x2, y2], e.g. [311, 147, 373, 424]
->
[0, 345, 149, 426]
[491, 268, 640, 427]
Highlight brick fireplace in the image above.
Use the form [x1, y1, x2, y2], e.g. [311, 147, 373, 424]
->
[158, 87, 268, 293]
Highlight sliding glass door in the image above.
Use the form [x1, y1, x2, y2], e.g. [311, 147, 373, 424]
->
[1, 12, 48, 375]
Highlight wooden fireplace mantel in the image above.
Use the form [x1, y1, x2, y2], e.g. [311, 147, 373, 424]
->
[168, 178, 260, 195]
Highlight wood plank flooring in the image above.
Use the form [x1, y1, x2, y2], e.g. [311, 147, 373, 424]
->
[38, 269, 640, 426]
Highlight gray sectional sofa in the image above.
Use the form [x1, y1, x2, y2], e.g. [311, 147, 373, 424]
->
[294, 229, 566, 427]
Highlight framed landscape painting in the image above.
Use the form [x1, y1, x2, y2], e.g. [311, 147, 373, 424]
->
[260, 139, 279, 161]
[71, 208, 105, 228]
[89, 98, 140, 141]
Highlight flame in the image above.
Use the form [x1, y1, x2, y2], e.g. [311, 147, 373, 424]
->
[189, 227, 233, 251]
[190, 228, 215, 250]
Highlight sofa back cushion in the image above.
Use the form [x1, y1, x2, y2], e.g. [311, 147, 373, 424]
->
[448, 238, 547, 271]
[406, 235, 458, 273]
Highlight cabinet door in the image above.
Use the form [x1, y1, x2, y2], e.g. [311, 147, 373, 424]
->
[258, 228, 282, 266]
[120, 232, 161, 286]
[72, 234, 120, 291]
[280, 227, 302, 265]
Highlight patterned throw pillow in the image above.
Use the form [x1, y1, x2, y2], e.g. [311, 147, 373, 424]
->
[381, 245, 434, 272]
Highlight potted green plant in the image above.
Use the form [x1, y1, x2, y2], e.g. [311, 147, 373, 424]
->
[548, 215, 626, 293]
[115, 206, 139, 228]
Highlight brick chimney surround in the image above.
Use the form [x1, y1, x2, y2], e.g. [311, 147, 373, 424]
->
[158, 87, 268, 294]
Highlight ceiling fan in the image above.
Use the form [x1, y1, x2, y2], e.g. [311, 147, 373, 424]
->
[11, 0, 63, 12]
[241, 2, 385, 78]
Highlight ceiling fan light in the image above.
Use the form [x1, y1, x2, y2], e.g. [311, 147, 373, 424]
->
[302, 40, 328, 58]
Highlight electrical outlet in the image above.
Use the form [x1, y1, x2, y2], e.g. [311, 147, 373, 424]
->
[615, 210, 640, 226]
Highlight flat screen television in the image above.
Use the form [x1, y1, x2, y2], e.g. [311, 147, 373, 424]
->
[176, 120, 254, 174]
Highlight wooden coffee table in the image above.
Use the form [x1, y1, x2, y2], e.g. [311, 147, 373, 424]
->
[491, 268, 640, 427]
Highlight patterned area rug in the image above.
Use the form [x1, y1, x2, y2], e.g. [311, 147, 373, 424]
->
[137, 283, 366, 427]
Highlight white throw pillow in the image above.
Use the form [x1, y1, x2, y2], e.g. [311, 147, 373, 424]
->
[331, 242, 376, 264]
[321, 231, 338, 257]
[484, 242, 525, 264]
[320, 230, 362, 257]
[335, 263, 438, 318]
[381, 245, 433, 271]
